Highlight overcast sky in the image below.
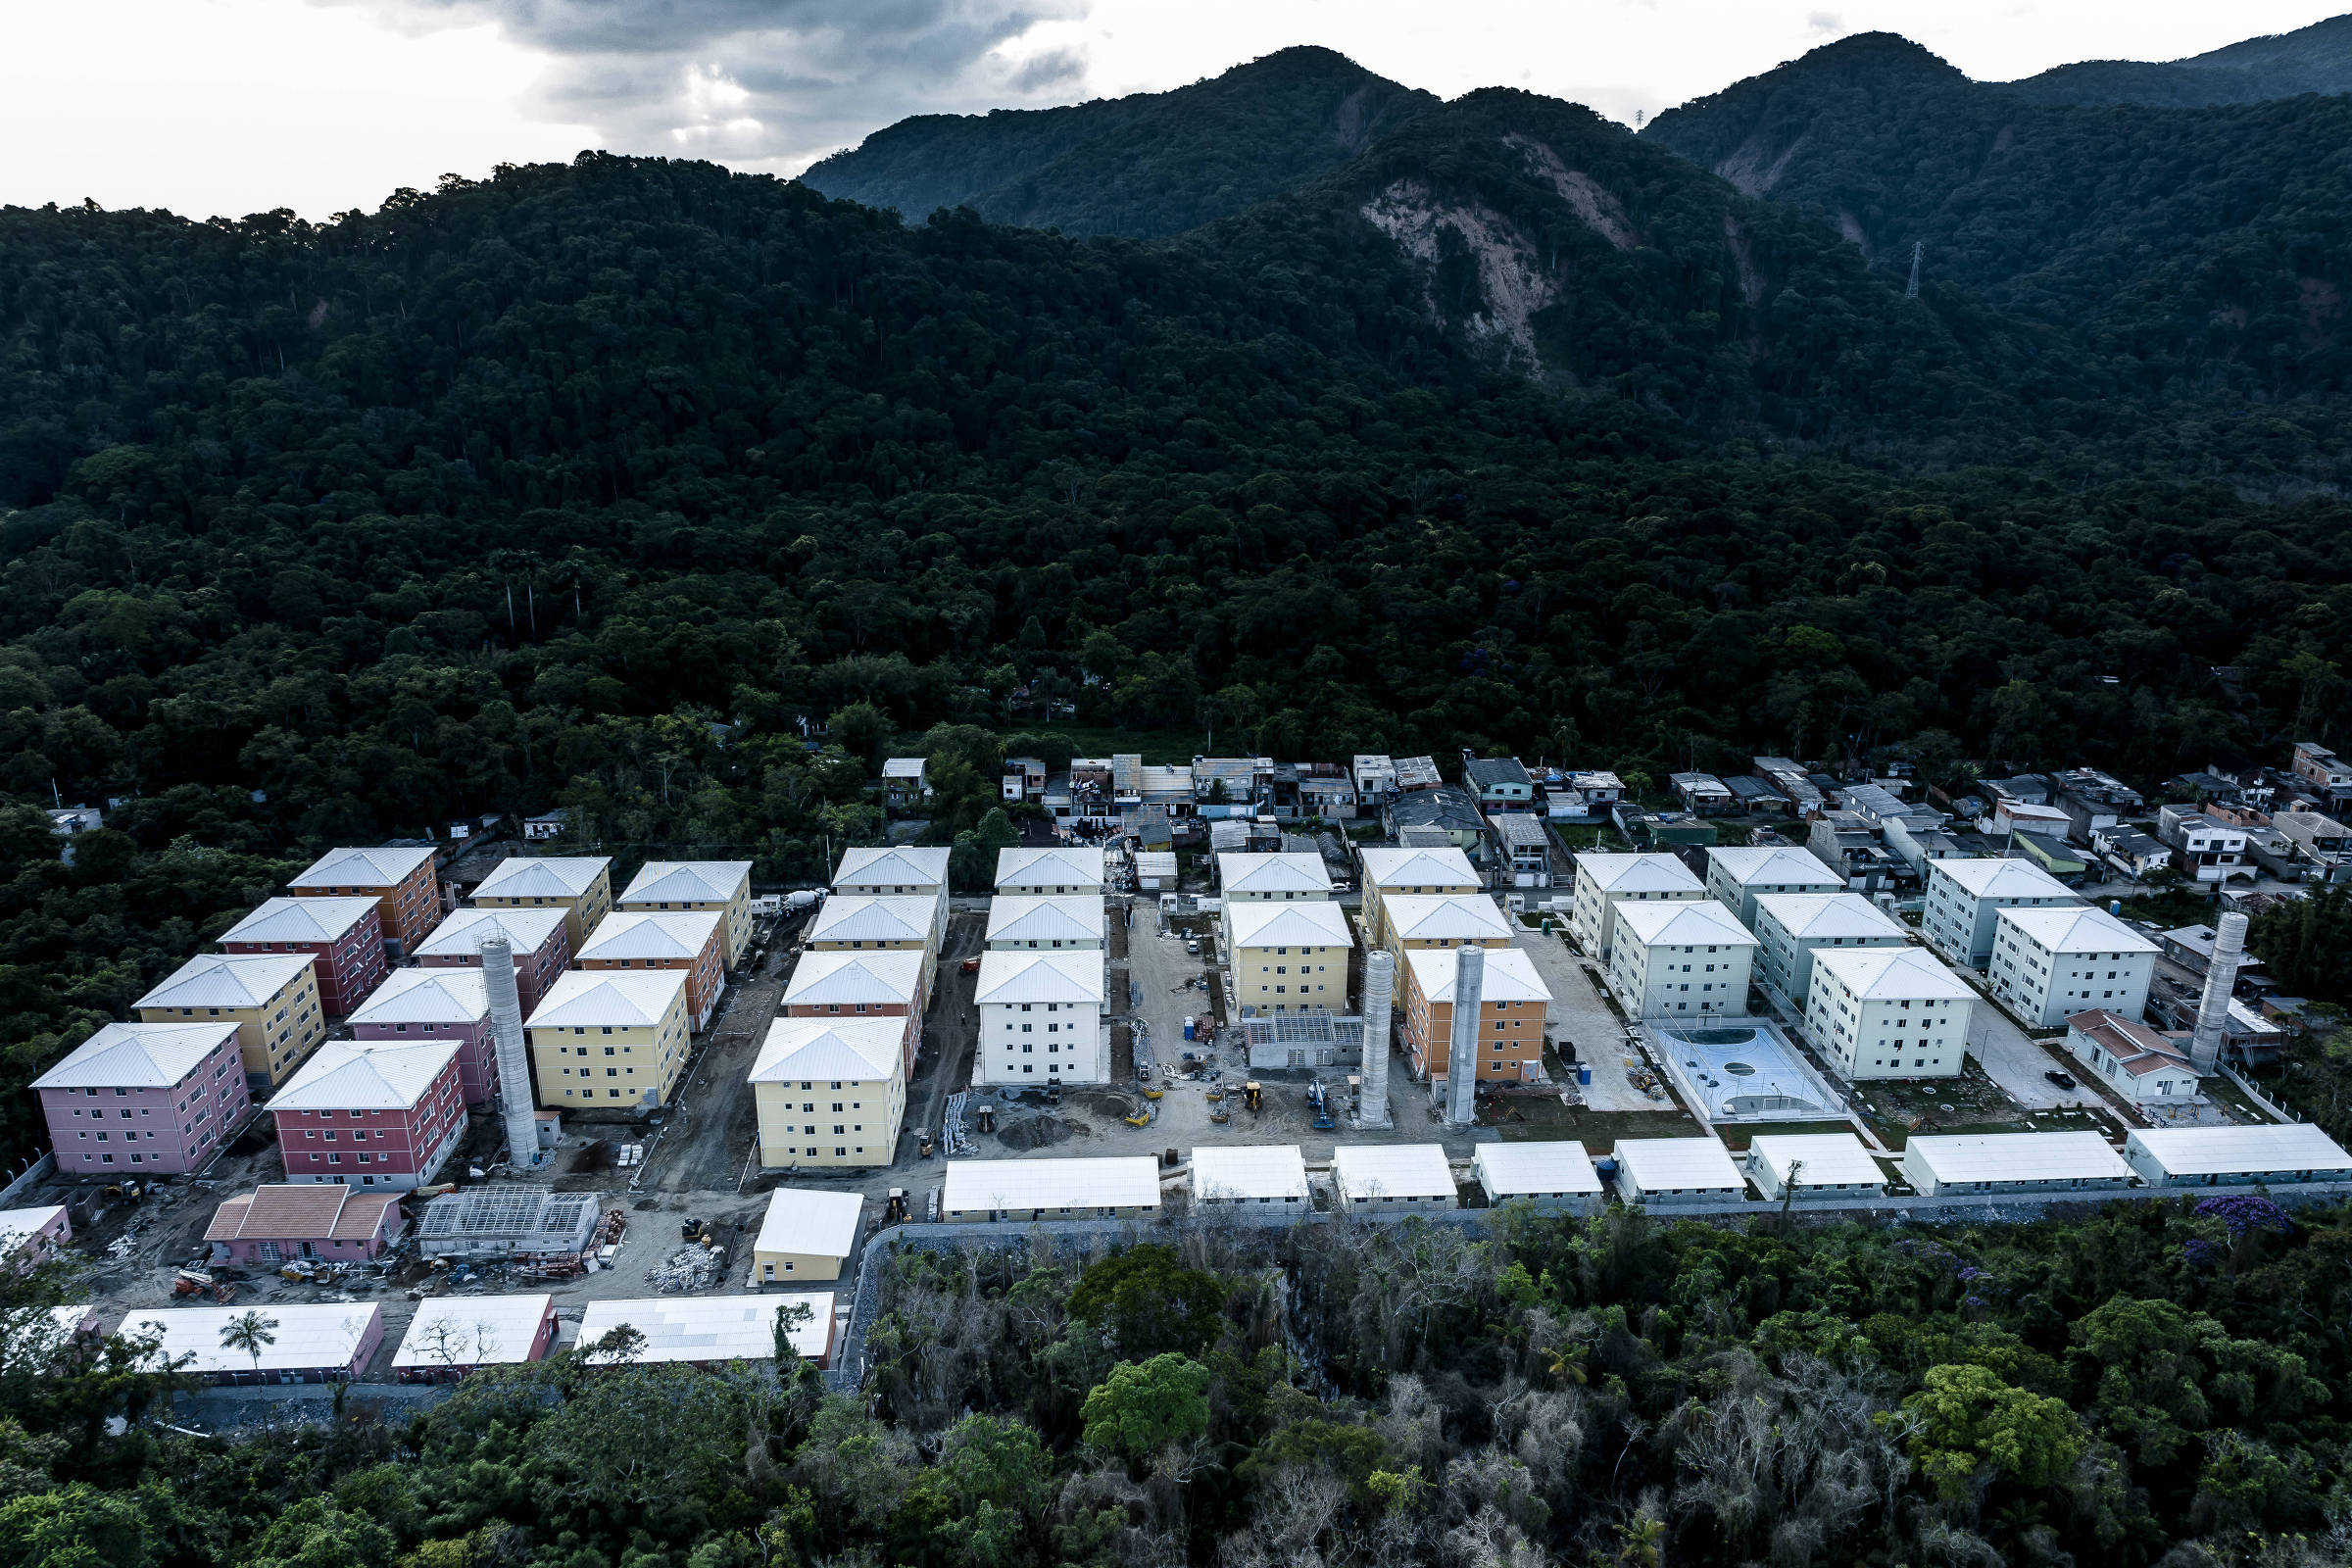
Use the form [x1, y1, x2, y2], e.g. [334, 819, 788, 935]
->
[4, 0, 2343, 220]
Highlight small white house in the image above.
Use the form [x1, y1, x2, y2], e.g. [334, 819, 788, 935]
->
[1569, 853, 1705, 960]
[1612, 1138, 1744, 1205]
[1803, 946, 1975, 1080]
[1191, 1145, 1311, 1208]
[1751, 892, 1908, 1006]
[1921, 858, 2079, 968]
[1331, 1145, 1458, 1214]
[1987, 905, 2158, 1027]
[1471, 1143, 1602, 1213]
[1704, 846, 1844, 930]
[2063, 1010, 2201, 1103]
[1900, 1132, 2133, 1197]
[941, 1156, 1161, 1220]
[1602, 899, 1757, 1019]
[2124, 1124, 2352, 1187]
[1746, 1133, 1886, 1200]
[973, 950, 1107, 1085]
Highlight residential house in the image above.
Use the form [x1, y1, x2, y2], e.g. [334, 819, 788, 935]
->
[615, 860, 756, 970]
[1988, 906, 2160, 1027]
[1568, 853, 1705, 961]
[521, 810, 567, 842]
[780, 951, 924, 1075]
[750, 1017, 905, 1169]
[974, 950, 1107, 1085]
[1725, 774, 1788, 815]
[881, 757, 928, 809]
[270, 1040, 467, 1191]
[0, 1208, 71, 1271]
[1704, 846, 1844, 930]
[2051, 768, 2144, 843]
[1752, 757, 1824, 813]
[1400, 947, 1552, 1083]
[217, 897, 387, 1016]
[287, 846, 440, 953]
[2290, 741, 2352, 811]
[470, 856, 614, 953]
[412, 906, 571, 1014]
[1384, 785, 1487, 857]
[2156, 806, 2250, 883]
[1351, 755, 1400, 800]
[1461, 754, 1535, 811]
[750, 1188, 866, 1283]
[1751, 893, 1908, 1007]
[1921, 858, 2080, 968]
[1992, 799, 2075, 843]
[2155, 924, 2267, 982]
[1982, 774, 2051, 808]
[524, 970, 693, 1111]
[1571, 770, 1626, 807]
[1218, 852, 1333, 902]
[134, 954, 325, 1092]
[1803, 947, 1975, 1080]
[1394, 756, 1444, 791]
[1357, 846, 1480, 953]
[1806, 810, 1901, 892]
[984, 896, 1105, 950]
[995, 846, 1105, 897]
[1490, 812, 1554, 887]
[2277, 810, 2352, 883]
[2096, 828, 2173, 881]
[1602, 900, 1758, 1019]
[346, 968, 498, 1104]
[575, 910, 728, 1032]
[2064, 1010, 2201, 1103]
[1225, 901, 1353, 1015]
[32, 1022, 250, 1176]
[1002, 758, 1048, 803]
[204, 1183, 404, 1266]
[2008, 832, 2090, 882]
[832, 846, 953, 936]
[1670, 773, 1735, 815]
[1298, 770, 1358, 820]
[1191, 757, 1268, 812]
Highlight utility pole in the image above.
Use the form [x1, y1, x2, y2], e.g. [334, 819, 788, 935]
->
[1905, 241, 1923, 300]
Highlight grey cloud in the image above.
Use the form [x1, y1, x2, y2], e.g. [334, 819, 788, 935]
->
[349, 0, 1090, 172]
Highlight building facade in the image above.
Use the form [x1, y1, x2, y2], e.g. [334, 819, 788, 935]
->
[31, 1022, 250, 1176]
[270, 1040, 468, 1191]
[346, 968, 499, 1105]
[779, 951, 924, 1075]
[524, 970, 692, 1111]
[973, 950, 1107, 1085]
[1921, 858, 2080, 968]
[217, 896, 388, 1016]
[615, 860, 756, 970]
[1399, 946, 1552, 1082]
[1803, 946, 1975, 1080]
[134, 954, 326, 1092]
[470, 856, 614, 953]
[412, 906, 573, 1015]
[1703, 847, 1844, 930]
[1987, 905, 2159, 1027]
[1602, 900, 1757, 1019]
[575, 909, 728, 1032]
[1751, 892, 1908, 1006]
[287, 846, 441, 953]
[1224, 900, 1353, 1015]
[1570, 853, 1706, 961]
[750, 1017, 905, 1169]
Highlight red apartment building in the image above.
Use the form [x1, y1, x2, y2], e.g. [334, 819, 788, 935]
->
[345, 967, 499, 1105]
[269, 1040, 468, 1191]
[217, 896, 388, 1015]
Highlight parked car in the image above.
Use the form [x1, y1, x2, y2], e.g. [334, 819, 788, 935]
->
[2044, 1070, 2078, 1090]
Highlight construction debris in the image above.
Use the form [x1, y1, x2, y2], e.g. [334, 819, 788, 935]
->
[645, 1246, 725, 1293]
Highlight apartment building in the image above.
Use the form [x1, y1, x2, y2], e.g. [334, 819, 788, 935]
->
[287, 846, 440, 953]
[1703, 846, 1844, 930]
[411, 906, 572, 1015]
[217, 896, 387, 1016]
[1225, 901, 1353, 1015]
[346, 967, 498, 1105]
[1750, 892, 1908, 1007]
[1803, 946, 1975, 1080]
[973, 950, 1107, 1086]
[615, 860, 756, 970]
[524, 970, 692, 1111]
[749, 1016, 906, 1168]
[1988, 905, 2159, 1028]
[1569, 853, 1705, 961]
[32, 1021, 250, 1175]
[780, 950, 924, 1075]
[575, 909, 728, 1032]
[470, 856, 614, 953]
[134, 954, 325, 1092]
[270, 1040, 468, 1191]
[1602, 900, 1757, 1019]
[1399, 945, 1553, 1083]
[1921, 858, 2079, 968]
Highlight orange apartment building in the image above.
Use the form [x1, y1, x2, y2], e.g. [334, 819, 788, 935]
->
[573, 910, 728, 1032]
[1399, 945, 1554, 1085]
[287, 846, 442, 954]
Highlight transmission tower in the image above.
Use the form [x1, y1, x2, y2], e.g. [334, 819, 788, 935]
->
[1905, 241, 1923, 299]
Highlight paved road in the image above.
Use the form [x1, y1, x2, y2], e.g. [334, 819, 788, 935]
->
[1508, 924, 1661, 1111]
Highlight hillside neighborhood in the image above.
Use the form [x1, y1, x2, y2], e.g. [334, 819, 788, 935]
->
[10, 738, 2352, 1389]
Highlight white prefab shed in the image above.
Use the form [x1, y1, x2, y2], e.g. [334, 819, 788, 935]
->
[1191, 1145, 1311, 1207]
[1746, 1133, 1886, 1200]
[578, 1293, 835, 1366]
[1332, 1145, 1458, 1213]
[1900, 1133, 2134, 1197]
[2124, 1125, 2352, 1187]
[1613, 1139, 1745, 1205]
[1472, 1143, 1603, 1213]
[941, 1156, 1162, 1221]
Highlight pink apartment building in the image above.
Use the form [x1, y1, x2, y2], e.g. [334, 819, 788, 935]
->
[346, 968, 499, 1104]
[269, 1040, 468, 1192]
[30, 1021, 252, 1175]
[412, 906, 572, 1014]
[217, 897, 388, 1015]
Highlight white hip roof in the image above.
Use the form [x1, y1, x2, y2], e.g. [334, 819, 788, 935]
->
[32, 1022, 239, 1091]
[473, 856, 611, 901]
[269, 1039, 460, 1111]
[995, 846, 1107, 890]
[1217, 853, 1333, 896]
[526, 969, 686, 1029]
[1612, 898, 1757, 949]
[781, 950, 924, 1008]
[1225, 900, 1354, 950]
[122, 1302, 381, 1375]
[832, 846, 951, 890]
[1404, 945, 1552, 1004]
[219, 897, 380, 945]
[413, 906, 569, 956]
[617, 860, 752, 906]
[575, 909, 721, 963]
[1192, 1144, 1311, 1201]
[1810, 946, 1974, 1001]
[1357, 846, 1479, 889]
[985, 896, 1106, 945]
[348, 967, 490, 1027]
[1473, 1141, 1602, 1196]
[808, 896, 937, 946]
[136, 954, 314, 1011]
[943, 1156, 1161, 1212]
[1332, 1143, 1455, 1200]
[1706, 847, 1843, 888]
[290, 846, 434, 889]
[1996, 904, 2159, 955]
[1930, 858, 2077, 900]
[1383, 893, 1512, 944]
[1577, 853, 1705, 896]
[2127, 1123, 2352, 1176]
[974, 949, 1105, 1005]
[1753, 893, 1906, 942]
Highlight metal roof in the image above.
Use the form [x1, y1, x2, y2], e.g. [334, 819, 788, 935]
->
[1996, 904, 2159, 955]
[1706, 847, 1843, 888]
[578, 1293, 833, 1363]
[31, 1022, 239, 1091]
[1404, 945, 1552, 1004]
[1752, 893, 1906, 942]
[1357, 846, 1479, 889]
[942, 1156, 1161, 1213]
[269, 1039, 459, 1111]
[1217, 852, 1333, 895]
[984, 896, 1105, 945]
[974, 950, 1104, 1005]
[1929, 858, 2077, 900]
[1612, 899, 1757, 949]
[832, 846, 951, 889]
[575, 909, 721, 962]
[1240, 1013, 1365, 1049]
[1905, 1132, 2132, 1184]
[995, 846, 1106, 890]
[392, 1294, 554, 1369]
[219, 897, 379, 945]
[0, 1207, 64, 1253]
[752, 1017, 903, 1083]
[617, 860, 752, 906]
[1225, 901, 1354, 950]
[1614, 1138, 1744, 1192]
[1747, 1133, 1886, 1188]
[473, 856, 612, 900]
[1473, 1142, 1602, 1196]
[782, 950, 924, 1008]
[754, 1188, 866, 1258]
[1493, 814, 1551, 849]
[1383, 893, 1511, 943]
[1332, 1144, 1456, 1200]
[526, 970, 686, 1029]
[416, 1189, 601, 1253]
[808, 896, 936, 946]
[122, 1302, 381, 1375]
[413, 906, 570, 956]
[135, 954, 314, 1011]
[2127, 1124, 2352, 1177]
[1577, 853, 1705, 895]
[881, 758, 927, 779]
[1191, 1145, 1311, 1202]
[347, 968, 489, 1027]
[1810, 946, 1975, 1001]
[289, 846, 435, 889]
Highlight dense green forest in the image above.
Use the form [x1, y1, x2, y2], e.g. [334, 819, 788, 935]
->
[5, 1200, 2352, 1567]
[2000, 14, 2352, 106]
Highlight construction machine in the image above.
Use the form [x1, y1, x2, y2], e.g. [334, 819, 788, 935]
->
[1307, 1080, 1335, 1131]
[882, 1190, 908, 1225]
[1243, 1082, 1262, 1112]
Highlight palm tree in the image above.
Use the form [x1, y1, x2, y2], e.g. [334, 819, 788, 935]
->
[220, 1310, 278, 1374]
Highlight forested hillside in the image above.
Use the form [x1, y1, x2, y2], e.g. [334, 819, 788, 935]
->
[2003, 13, 2352, 106]
[1641, 33, 2352, 398]
[801, 47, 1438, 237]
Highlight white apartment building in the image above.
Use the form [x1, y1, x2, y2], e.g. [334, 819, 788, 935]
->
[983, 896, 1105, 951]
[1603, 899, 1757, 1019]
[994, 846, 1105, 897]
[974, 950, 1107, 1085]
[1752, 892, 1908, 1006]
[1703, 846, 1844, 930]
[1570, 853, 1705, 960]
[1988, 906, 2159, 1028]
[1921, 858, 2079, 968]
[1804, 946, 1975, 1079]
